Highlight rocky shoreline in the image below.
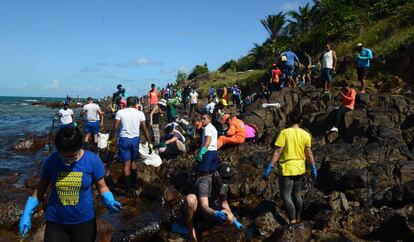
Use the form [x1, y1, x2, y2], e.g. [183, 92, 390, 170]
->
[1, 86, 414, 241]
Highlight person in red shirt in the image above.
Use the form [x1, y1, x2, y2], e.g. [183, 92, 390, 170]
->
[148, 83, 159, 108]
[330, 80, 356, 132]
[270, 63, 282, 91]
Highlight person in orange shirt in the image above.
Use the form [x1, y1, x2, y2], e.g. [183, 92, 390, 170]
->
[330, 80, 356, 132]
[148, 83, 159, 109]
[217, 114, 246, 149]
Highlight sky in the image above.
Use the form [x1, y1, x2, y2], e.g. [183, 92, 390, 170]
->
[0, 0, 309, 98]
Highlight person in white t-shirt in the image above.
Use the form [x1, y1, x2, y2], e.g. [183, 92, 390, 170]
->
[189, 89, 199, 117]
[109, 97, 152, 197]
[196, 113, 218, 173]
[58, 101, 74, 128]
[80, 97, 104, 150]
[205, 98, 216, 114]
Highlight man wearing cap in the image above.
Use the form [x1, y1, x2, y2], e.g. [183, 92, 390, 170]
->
[150, 99, 166, 145]
[148, 83, 159, 109]
[217, 114, 246, 150]
[57, 101, 74, 128]
[183, 161, 244, 241]
[356, 43, 373, 93]
[81, 97, 104, 150]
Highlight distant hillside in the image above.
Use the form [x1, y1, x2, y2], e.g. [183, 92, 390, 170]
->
[182, 0, 414, 95]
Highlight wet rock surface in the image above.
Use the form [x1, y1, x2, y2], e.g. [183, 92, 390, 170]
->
[2, 87, 414, 241]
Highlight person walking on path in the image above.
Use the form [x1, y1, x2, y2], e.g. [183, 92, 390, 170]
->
[19, 127, 121, 241]
[189, 88, 199, 117]
[356, 43, 373, 93]
[281, 49, 300, 87]
[320, 44, 337, 92]
[109, 97, 153, 197]
[81, 97, 104, 151]
[148, 83, 159, 109]
[262, 112, 317, 224]
[58, 100, 74, 128]
[330, 80, 357, 132]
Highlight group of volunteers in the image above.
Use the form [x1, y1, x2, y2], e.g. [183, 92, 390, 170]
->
[18, 42, 372, 241]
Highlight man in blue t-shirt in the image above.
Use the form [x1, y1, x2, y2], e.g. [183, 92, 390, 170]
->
[356, 43, 373, 93]
[281, 49, 300, 87]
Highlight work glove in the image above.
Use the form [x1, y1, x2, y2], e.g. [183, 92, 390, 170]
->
[262, 163, 274, 179]
[158, 141, 167, 148]
[107, 140, 114, 152]
[310, 163, 317, 180]
[102, 191, 122, 213]
[19, 196, 39, 239]
[214, 210, 228, 223]
[148, 144, 153, 154]
[73, 122, 78, 127]
[233, 218, 245, 230]
[196, 147, 208, 162]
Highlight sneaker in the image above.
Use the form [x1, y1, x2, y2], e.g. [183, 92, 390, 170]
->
[330, 127, 338, 132]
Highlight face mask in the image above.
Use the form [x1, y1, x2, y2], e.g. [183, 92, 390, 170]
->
[59, 151, 80, 166]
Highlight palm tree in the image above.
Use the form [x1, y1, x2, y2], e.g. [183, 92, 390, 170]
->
[287, 3, 313, 36]
[260, 12, 286, 41]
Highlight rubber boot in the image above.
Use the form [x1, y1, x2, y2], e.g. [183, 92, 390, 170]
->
[124, 175, 132, 198]
[131, 169, 138, 189]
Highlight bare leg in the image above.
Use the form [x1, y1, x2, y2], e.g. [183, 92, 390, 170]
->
[184, 194, 198, 242]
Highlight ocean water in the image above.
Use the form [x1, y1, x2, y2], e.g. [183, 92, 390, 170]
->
[0, 96, 70, 183]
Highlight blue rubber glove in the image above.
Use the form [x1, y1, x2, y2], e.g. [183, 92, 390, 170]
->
[262, 163, 274, 179]
[102, 191, 122, 213]
[196, 147, 208, 162]
[19, 196, 39, 239]
[233, 218, 245, 230]
[214, 210, 228, 223]
[311, 163, 317, 179]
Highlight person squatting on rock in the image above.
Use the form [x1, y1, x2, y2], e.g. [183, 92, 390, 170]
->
[158, 124, 186, 158]
[109, 97, 153, 197]
[183, 162, 244, 241]
[217, 114, 246, 150]
[150, 99, 166, 146]
[81, 97, 104, 151]
[262, 112, 317, 224]
[58, 100, 74, 128]
[330, 80, 357, 132]
[19, 127, 121, 242]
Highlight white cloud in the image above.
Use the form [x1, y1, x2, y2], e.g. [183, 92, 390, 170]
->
[114, 57, 163, 68]
[43, 79, 59, 90]
[280, 1, 301, 11]
[160, 68, 174, 74]
[15, 82, 28, 89]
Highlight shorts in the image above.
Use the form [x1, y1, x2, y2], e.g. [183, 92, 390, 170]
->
[84, 121, 100, 134]
[60, 123, 73, 129]
[357, 67, 368, 81]
[118, 137, 140, 162]
[283, 65, 294, 78]
[197, 150, 219, 173]
[44, 219, 96, 242]
[320, 68, 333, 82]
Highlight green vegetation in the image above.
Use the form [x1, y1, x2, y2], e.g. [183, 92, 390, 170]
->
[184, 0, 414, 93]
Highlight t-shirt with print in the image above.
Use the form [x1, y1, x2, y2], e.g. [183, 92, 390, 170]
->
[59, 109, 74, 124]
[115, 107, 146, 138]
[275, 127, 311, 176]
[83, 103, 101, 122]
[202, 123, 217, 151]
[40, 151, 105, 224]
[190, 92, 199, 104]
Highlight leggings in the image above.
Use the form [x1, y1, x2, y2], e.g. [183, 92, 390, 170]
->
[44, 219, 97, 242]
[279, 175, 303, 221]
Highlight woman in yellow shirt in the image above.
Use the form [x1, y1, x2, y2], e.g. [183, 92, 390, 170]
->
[262, 112, 317, 224]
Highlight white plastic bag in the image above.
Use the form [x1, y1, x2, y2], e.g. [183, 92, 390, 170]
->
[97, 132, 109, 149]
[139, 143, 162, 167]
